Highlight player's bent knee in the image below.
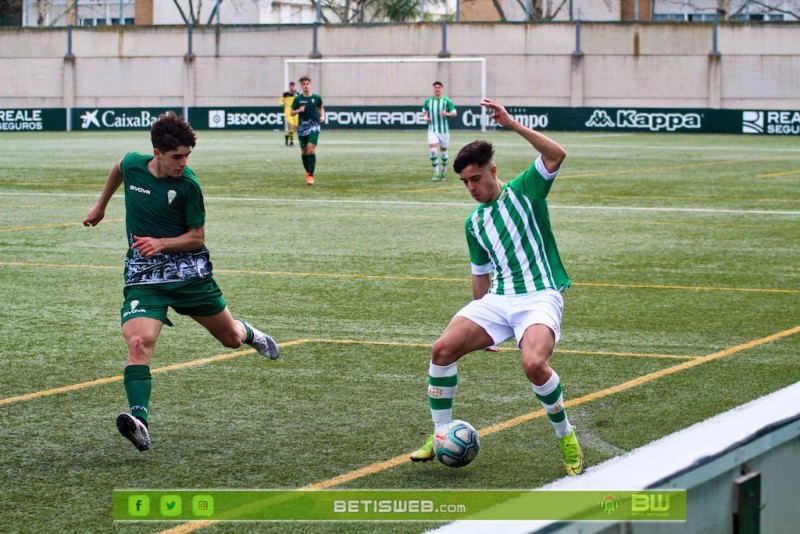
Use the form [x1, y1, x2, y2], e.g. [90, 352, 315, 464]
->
[431, 339, 460, 365]
[126, 335, 156, 361]
[522, 357, 551, 384]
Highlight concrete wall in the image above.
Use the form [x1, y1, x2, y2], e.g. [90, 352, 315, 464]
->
[1, 22, 798, 110]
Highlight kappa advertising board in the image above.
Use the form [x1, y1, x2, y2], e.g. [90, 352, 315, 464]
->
[0, 109, 65, 131]
[580, 108, 800, 135]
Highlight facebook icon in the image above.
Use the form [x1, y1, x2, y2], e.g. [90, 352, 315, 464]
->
[128, 495, 150, 516]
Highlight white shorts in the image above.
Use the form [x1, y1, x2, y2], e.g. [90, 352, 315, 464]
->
[455, 289, 564, 347]
[428, 131, 450, 148]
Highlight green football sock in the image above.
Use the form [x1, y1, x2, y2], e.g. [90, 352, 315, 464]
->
[239, 319, 254, 344]
[123, 364, 152, 421]
[308, 154, 316, 175]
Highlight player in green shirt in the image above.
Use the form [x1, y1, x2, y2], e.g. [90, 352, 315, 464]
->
[410, 99, 584, 476]
[83, 111, 280, 452]
[291, 75, 325, 185]
[422, 81, 457, 181]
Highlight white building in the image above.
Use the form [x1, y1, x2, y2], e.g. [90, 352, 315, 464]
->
[12, 0, 800, 27]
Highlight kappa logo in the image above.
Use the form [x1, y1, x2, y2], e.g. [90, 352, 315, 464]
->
[80, 109, 101, 129]
[585, 110, 615, 128]
[167, 190, 177, 205]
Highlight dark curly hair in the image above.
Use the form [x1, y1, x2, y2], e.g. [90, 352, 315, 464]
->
[151, 111, 196, 153]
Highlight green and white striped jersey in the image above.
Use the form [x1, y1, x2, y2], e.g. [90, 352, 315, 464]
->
[422, 96, 456, 134]
[465, 157, 570, 295]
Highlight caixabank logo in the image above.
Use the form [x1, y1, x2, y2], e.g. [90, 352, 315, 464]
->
[76, 109, 161, 130]
[743, 110, 800, 135]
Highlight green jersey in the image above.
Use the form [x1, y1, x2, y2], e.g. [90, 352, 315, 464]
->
[119, 152, 211, 286]
[423, 96, 456, 134]
[292, 93, 323, 136]
[465, 157, 570, 295]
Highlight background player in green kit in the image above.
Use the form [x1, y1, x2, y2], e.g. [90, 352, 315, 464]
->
[410, 98, 585, 476]
[422, 81, 457, 181]
[83, 111, 280, 452]
[291, 75, 325, 185]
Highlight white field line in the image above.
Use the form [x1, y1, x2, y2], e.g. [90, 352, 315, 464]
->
[1, 191, 799, 217]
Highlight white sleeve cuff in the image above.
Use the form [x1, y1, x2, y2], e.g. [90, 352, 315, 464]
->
[471, 262, 493, 275]
[535, 155, 558, 181]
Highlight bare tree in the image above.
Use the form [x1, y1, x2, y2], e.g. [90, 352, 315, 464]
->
[314, 0, 447, 23]
[171, 0, 227, 25]
[658, 0, 799, 21]
[517, 0, 568, 21]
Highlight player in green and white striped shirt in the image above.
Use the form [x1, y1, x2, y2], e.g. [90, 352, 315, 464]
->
[422, 81, 457, 181]
[410, 98, 584, 476]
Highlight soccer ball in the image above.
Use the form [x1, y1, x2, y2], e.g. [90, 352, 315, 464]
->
[433, 420, 480, 468]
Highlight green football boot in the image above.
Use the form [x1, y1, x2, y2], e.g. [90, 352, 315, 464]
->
[559, 427, 585, 476]
[410, 434, 435, 462]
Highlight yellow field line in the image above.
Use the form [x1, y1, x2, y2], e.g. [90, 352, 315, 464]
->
[0, 339, 692, 407]
[1, 261, 797, 294]
[306, 339, 699, 359]
[575, 280, 800, 294]
[757, 169, 800, 178]
[482, 325, 800, 435]
[0, 339, 311, 407]
[562, 155, 800, 180]
[156, 325, 800, 534]
[0, 218, 124, 233]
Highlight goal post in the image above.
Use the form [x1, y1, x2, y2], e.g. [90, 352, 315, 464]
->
[284, 57, 487, 132]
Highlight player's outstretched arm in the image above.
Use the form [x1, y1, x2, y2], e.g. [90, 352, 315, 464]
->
[480, 98, 566, 173]
[83, 159, 123, 227]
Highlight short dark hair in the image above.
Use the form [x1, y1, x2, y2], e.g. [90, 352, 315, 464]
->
[433, 81, 443, 87]
[453, 140, 494, 174]
[289, 81, 295, 86]
[151, 111, 196, 153]
[299, 75, 311, 83]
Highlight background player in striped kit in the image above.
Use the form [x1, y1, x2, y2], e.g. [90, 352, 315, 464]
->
[422, 81, 457, 181]
[410, 98, 584, 476]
